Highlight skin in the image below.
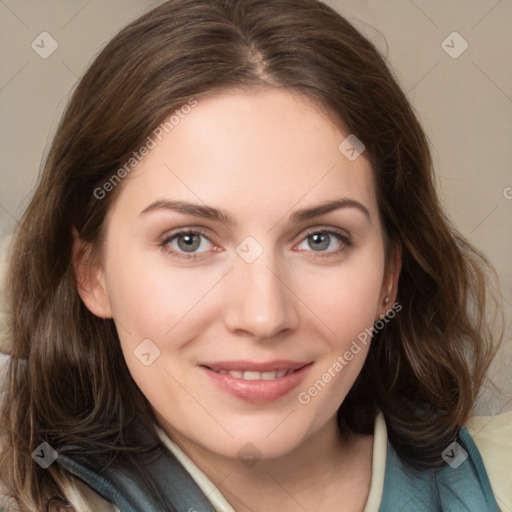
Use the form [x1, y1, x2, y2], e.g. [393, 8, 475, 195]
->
[76, 86, 400, 511]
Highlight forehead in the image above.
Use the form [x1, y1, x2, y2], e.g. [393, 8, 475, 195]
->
[109, 87, 378, 225]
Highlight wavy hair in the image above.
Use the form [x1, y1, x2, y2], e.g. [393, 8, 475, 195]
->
[0, 0, 502, 509]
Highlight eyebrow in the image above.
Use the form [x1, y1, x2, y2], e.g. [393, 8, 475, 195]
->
[139, 197, 371, 224]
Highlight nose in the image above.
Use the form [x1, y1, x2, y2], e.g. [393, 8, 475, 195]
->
[223, 247, 299, 340]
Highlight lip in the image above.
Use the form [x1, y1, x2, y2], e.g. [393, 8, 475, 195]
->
[199, 360, 314, 403]
[201, 360, 311, 372]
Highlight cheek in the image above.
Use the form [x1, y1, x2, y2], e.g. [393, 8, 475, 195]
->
[298, 249, 385, 344]
[294, 246, 385, 409]
[105, 231, 385, 354]
[103, 241, 203, 339]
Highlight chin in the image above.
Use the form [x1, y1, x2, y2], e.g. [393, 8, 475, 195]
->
[203, 417, 312, 461]
[203, 434, 303, 464]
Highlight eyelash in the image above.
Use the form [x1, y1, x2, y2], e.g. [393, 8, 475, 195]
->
[160, 227, 352, 262]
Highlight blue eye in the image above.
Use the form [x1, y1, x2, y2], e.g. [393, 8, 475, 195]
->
[161, 229, 214, 261]
[296, 228, 351, 256]
[160, 227, 351, 262]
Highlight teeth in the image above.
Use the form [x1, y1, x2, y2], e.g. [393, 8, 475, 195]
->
[212, 369, 294, 380]
[243, 371, 261, 380]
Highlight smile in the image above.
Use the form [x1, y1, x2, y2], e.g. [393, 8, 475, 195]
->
[199, 361, 314, 402]
[209, 369, 294, 380]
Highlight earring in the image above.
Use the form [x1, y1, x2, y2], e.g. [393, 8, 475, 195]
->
[383, 297, 389, 305]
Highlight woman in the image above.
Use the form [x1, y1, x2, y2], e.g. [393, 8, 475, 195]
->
[0, 0, 510, 510]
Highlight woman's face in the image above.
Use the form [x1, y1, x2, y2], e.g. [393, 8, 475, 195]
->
[80, 87, 395, 461]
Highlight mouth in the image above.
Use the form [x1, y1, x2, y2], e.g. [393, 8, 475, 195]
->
[198, 360, 314, 402]
[207, 368, 296, 380]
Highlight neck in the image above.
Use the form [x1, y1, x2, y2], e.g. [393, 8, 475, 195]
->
[159, 416, 374, 512]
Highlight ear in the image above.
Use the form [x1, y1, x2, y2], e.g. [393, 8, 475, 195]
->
[72, 229, 112, 319]
[377, 245, 401, 319]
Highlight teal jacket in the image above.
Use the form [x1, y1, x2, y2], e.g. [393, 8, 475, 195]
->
[56, 424, 501, 512]
[379, 426, 501, 511]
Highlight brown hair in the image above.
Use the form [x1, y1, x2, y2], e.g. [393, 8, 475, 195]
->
[0, 0, 502, 509]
